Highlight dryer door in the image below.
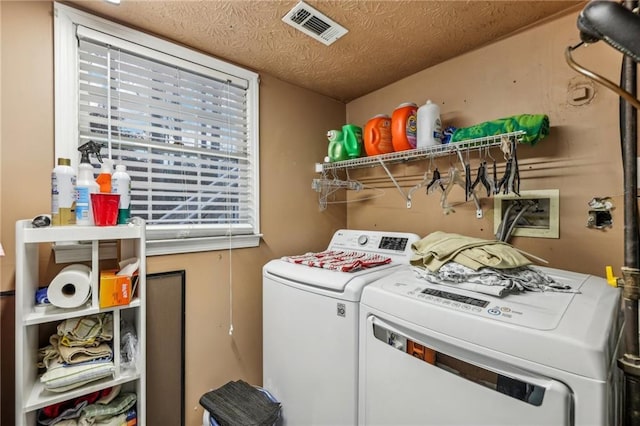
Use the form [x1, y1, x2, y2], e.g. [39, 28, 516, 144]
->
[360, 315, 573, 426]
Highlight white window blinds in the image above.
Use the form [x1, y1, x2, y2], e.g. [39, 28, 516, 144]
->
[75, 26, 259, 242]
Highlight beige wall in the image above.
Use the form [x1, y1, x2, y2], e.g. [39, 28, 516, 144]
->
[345, 9, 626, 277]
[1, 2, 631, 425]
[0, 2, 346, 425]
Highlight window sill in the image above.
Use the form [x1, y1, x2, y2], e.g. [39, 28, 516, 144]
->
[146, 234, 262, 256]
[53, 234, 262, 263]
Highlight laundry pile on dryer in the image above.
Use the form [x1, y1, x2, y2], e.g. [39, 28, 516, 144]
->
[410, 231, 578, 296]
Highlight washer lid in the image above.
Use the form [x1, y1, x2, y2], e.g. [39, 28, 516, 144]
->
[263, 258, 399, 298]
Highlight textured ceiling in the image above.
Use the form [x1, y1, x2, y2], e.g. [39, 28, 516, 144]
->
[64, 0, 583, 103]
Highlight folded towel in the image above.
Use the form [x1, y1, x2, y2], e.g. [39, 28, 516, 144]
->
[57, 313, 113, 347]
[81, 393, 137, 423]
[37, 400, 88, 426]
[410, 231, 531, 272]
[40, 360, 115, 392]
[451, 114, 549, 146]
[39, 386, 116, 424]
[79, 413, 126, 426]
[282, 250, 391, 272]
[38, 343, 60, 370]
[51, 335, 113, 365]
[200, 380, 280, 426]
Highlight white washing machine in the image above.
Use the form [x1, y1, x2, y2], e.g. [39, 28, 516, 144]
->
[358, 266, 623, 426]
[263, 229, 420, 426]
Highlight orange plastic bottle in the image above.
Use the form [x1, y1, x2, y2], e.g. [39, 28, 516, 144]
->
[391, 102, 418, 152]
[364, 114, 393, 156]
[95, 159, 113, 193]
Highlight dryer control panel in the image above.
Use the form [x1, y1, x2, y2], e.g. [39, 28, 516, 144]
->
[381, 277, 576, 330]
[409, 285, 493, 316]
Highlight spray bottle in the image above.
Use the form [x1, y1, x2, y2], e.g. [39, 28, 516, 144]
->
[96, 159, 114, 193]
[76, 141, 103, 226]
[111, 164, 131, 224]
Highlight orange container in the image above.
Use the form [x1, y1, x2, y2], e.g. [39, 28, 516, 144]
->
[391, 102, 418, 152]
[364, 114, 393, 156]
[407, 340, 436, 365]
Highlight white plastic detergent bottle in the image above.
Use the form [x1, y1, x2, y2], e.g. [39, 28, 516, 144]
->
[417, 100, 443, 147]
[75, 141, 102, 226]
[111, 164, 131, 225]
[51, 158, 77, 226]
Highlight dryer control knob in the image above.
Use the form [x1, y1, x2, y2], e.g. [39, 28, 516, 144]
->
[358, 235, 368, 246]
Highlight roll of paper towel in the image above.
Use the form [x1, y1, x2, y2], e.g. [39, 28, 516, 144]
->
[47, 264, 92, 308]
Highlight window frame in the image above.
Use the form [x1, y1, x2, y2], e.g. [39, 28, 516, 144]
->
[54, 2, 261, 256]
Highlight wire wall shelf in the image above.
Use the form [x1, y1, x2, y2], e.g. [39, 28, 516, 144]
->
[319, 130, 526, 172]
[314, 130, 528, 214]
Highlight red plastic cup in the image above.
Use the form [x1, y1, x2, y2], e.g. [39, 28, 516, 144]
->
[91, 193, 120, 226]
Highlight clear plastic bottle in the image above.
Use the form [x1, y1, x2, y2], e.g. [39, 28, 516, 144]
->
[112, 164, 131, 224]
[51, 158, 76, 226]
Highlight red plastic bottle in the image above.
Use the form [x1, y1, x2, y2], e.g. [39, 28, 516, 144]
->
[364, 114, 393, 156]
[391, 102, 418, 152]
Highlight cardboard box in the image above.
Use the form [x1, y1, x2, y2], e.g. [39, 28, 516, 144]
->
[99, 269, 138, 308]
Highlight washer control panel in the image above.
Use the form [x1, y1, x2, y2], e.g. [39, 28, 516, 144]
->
[329, 230, 418, 257]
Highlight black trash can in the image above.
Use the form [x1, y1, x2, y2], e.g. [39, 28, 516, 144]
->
[200, 380, 281, 426]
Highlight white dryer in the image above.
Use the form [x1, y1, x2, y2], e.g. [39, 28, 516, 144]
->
[358, 266, 623, 426]
[263, 229, 419, 426]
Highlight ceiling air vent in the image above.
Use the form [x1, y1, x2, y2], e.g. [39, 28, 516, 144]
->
[282, 1, 348, 46]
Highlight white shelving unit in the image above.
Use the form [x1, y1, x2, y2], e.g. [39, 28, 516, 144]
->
[15, 219, 146, 425]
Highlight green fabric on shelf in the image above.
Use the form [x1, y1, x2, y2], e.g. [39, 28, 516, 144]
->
[451, 114, 550, 145]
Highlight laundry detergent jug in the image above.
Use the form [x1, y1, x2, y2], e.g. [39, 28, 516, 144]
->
[327, 129, 348, 162]
[342, 124, 363, 159]
[364, 114, 393, 156]
[391, 102, 418, 152]
[417, 100, 443, 147]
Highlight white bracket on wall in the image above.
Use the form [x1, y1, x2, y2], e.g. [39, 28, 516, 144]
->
[376, 157, 411, 206]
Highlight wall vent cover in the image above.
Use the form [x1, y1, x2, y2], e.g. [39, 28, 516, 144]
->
[282, 1, 348, 46]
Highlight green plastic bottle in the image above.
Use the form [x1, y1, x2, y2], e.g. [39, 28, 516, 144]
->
[342, 124, 363, 158]
[327, 130, 348, 162]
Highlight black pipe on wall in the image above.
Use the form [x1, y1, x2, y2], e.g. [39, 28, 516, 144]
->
[620, 2, 640, 425]
[620, 26, 640, 357]
[620, 1, 639, 270]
